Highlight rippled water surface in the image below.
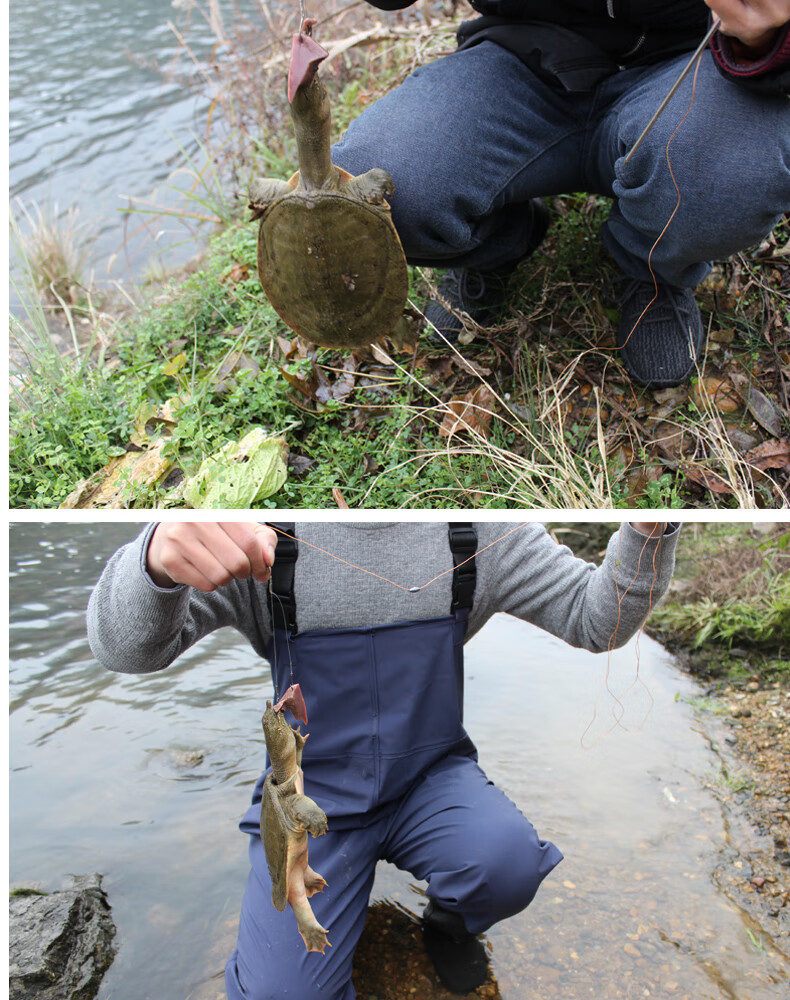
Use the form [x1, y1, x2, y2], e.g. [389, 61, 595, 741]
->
[9, 524, 789, 999]
[10, 0, 266, 286]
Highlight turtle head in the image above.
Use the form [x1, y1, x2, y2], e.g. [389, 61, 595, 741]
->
[288, 19, 329, 103]
[262, 701, 298, 773]
[290, 69, 330, 128]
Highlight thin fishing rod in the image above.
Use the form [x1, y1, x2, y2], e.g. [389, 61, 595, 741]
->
[623, 17, 720, 165]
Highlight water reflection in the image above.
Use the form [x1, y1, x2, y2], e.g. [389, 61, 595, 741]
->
[9, 523, 789, 1000]
[10, 0, 266, 287]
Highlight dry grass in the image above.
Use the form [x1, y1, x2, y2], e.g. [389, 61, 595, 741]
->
[13, 200, 96, 306]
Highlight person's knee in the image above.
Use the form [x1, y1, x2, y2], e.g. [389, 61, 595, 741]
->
[482, 818, 560, 915]
[430, 812, 562, 928]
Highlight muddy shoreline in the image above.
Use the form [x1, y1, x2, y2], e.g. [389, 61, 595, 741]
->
[670, 651, 790, 952]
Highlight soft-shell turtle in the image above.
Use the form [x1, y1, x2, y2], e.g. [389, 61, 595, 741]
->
[260, 686, 330, 953]
[249, 20, 409, 350]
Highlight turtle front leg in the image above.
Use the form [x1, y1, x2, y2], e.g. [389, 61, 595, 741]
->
[291, 792, 328, 838]
[345, 168, 395, 205]
[249, 177, 292, 218]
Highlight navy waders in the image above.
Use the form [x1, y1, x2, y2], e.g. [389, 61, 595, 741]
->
[226, 525, 562, 1000]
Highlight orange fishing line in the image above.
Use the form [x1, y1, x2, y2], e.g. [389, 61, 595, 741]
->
[268, 522, 531, 592]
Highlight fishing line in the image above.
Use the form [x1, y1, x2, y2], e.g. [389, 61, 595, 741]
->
[551, 32, 710, 405]
[268, 587, 296, 699]
[581, 527, 663, 748]
[617, 48, 707, 356]
[264, 522, 666, 745]
[267, 522, 531, 593]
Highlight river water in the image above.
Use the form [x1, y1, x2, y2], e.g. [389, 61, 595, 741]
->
[9, 0, 268, 293]
[9, 523, 789, 999]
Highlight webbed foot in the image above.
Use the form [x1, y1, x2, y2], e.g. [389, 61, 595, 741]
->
[291, 793, 328, 837]
[299, 919, 331, 954]
[304, 866, 328, 897]
[346, 168, 395, 205]
[249, 177, 292, 217]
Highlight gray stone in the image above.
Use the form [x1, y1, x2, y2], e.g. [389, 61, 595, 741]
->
[9, 873, 116, 1000]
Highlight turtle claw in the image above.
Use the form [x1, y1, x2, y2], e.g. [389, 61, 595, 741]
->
[300, 923, 331, 954]
[346, 168, 395, 205]
[304, 867, 328, 897]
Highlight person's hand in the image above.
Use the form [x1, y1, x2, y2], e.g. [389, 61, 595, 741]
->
[705, 0, 789, 54]
[147, 522, 277, 591]
[629, 523, 666, 538]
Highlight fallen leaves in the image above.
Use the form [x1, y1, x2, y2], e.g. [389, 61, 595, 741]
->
[60, 440, 173, 509]
[439, 385, 493, 439]
[745, 438, 790, 471]
[182, 429, 288, 509]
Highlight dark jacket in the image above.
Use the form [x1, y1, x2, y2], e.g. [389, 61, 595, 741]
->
[368, 0, 790, 94]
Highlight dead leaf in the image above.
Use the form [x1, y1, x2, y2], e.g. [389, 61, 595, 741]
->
[162, 352, 188, 377]
[222, 262, 249, 285]
[693, 376, 741, 414]
[439, 385, 493, 439]
[277, 335, 299, 359]
[332, 487, 350, 509]
[370, 343, 394, 366]
[745, 437, 790, 471]
[683, 466, 735, 495]
[60, 440, 173, 508]
[743, 384, 784, 438]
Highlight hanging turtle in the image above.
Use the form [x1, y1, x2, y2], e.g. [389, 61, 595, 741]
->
[260, 684, 330, 954]
[249, 20, 410, 350]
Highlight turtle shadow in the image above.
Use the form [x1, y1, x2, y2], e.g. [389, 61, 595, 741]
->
[352, 899, 502, 1000]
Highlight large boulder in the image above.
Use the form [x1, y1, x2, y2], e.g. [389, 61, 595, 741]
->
[9, 873, 116, 1000]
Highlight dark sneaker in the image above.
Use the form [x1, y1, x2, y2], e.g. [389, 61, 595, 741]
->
[424, 199, 550, 344]
[421, 900, 488, 995]
[617, 278, 705, 388]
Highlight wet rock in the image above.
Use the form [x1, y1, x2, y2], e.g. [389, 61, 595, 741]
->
[9, 873, 116, 1000]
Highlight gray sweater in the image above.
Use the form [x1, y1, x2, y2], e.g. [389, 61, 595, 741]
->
[87, 522, 679, 673]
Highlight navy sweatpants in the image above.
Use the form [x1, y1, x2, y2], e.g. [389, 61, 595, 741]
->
[225, 753, 562, 1000]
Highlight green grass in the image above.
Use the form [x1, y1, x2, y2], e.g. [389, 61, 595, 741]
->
[648, 524, 790, 684]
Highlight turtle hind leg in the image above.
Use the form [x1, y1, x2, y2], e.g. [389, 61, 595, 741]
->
[345, 168, 395, 205]
[288, 873, 331, 953]
[304, 865, 328, 897]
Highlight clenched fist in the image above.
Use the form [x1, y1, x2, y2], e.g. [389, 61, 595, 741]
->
[147, 522, 277, 591]
[706, 0, 789, 53]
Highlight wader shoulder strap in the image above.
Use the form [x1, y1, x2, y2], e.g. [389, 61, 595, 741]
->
[266, 523, 298, 633]
[448, 523, 477, 612]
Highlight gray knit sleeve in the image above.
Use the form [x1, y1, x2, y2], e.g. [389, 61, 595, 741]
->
[471, 522, 679, 652]
[86, 525, 270, 673]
